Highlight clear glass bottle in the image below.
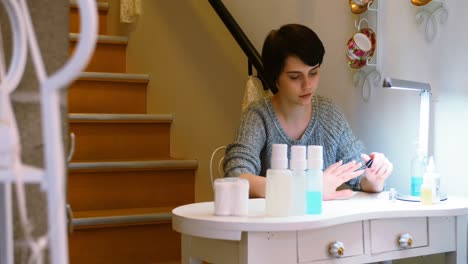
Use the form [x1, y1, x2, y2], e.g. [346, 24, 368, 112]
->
[266, 144, 292, 217]
[306, 145, 323, 215]
[411, 147, 427, 196]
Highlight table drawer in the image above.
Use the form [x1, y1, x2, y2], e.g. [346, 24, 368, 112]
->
[298, 221, 364, 262]
[370, 217, 428, 254]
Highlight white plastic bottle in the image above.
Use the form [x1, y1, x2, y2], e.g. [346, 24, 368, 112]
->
[306, 145, 323, 215]
[290, 145, 307, 216]
[266, 144, 293, 217]
[420, 171, 434, 205]
[424, 156, 440, 204]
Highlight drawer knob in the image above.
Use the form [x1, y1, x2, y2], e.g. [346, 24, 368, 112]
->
[398, 233, 413, 249]
[329, 241, 345, 258]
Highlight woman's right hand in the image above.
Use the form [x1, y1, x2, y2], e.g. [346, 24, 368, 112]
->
[323, 160, 364, 200]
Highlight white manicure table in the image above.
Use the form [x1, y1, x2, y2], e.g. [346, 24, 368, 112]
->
[172, 192, 468, 264]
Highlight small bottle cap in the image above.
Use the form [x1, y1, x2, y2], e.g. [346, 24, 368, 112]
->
[290, 145, 307, 171]
[307, 145, 323, 170]
[423, 174, 434, 185]
[423, 157, 436, 186]
[271, 144, 288, 169]
[425, 156, 436, 173]
[389, 188, 397, 202]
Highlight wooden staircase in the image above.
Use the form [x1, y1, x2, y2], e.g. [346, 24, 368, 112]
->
[67, 1, 197, 263]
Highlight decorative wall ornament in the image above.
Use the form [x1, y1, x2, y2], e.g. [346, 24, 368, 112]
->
[415, 0, 448, 42]
[353, 69, 381, 102]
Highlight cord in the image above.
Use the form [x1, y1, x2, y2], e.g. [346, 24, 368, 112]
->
[217, 156, 225, 182]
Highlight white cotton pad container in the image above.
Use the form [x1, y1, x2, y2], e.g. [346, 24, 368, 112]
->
[214, 178, 249, 216]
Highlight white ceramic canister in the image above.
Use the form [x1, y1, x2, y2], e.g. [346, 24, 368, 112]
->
[214, 177, 249, 216]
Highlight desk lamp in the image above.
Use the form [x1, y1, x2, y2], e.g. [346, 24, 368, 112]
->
[382, 78, 446, 201]
[382, 77, 431, 157]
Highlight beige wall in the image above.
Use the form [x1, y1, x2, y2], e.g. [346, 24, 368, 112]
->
[107, 0, 125, 36]
[111, 0, 245, 202]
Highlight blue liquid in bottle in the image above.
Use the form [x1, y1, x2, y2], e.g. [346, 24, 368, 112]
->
[306, 145, 323, 215]
[411, 176, 423, 196]
[306, 191, 322, 214]
[411, 147, 427, 197]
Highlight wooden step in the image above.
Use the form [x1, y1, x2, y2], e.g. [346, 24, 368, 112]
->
[69, 207, 181, 264]
[70, 1, 109, 34]
[70, 34, 127, 73]
[69, 72, 149, 114]
[69, 114, 172, 161]
[68, 160, 197, 211]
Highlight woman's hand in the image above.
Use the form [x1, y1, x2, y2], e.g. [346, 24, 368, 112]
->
[323, 160, 364, 200]
[360, 152, 393, 192]
[239, 173, 266, 198]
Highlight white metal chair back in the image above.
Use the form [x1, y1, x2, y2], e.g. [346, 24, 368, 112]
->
[209, 146, 226, 192]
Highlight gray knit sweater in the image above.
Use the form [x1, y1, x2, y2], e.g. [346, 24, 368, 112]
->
[223, 95, 366, 190]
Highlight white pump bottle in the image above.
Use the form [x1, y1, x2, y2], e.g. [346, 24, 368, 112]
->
[306, 145, 323, 214]
[290, 145, 307, 216]
[266, 144, 292, 217]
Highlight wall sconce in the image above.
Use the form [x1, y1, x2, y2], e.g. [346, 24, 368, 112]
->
[383, 77, 431, 158]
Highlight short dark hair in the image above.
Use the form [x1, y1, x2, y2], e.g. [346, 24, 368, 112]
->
[261, 24, 325, 94]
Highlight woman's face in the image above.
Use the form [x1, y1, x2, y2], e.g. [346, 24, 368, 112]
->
[276, 55, 320, 106]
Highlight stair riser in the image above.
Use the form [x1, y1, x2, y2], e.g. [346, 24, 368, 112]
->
[70, 42, 126, 73]
[69, 122, 170, 161]
[68, 169, 195, 211]
[69, 79, 147, 114]
[70, 8, 107, 34]
[69, 223, 180, 264]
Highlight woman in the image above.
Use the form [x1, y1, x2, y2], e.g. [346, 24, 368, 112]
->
[223, 24, 393, 200]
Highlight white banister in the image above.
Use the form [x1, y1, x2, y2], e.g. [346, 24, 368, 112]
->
[0, 0, 27, 262]
[0, 0, 97, 263]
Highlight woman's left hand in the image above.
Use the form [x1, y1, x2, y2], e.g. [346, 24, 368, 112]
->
[360, 152, 393, 192]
